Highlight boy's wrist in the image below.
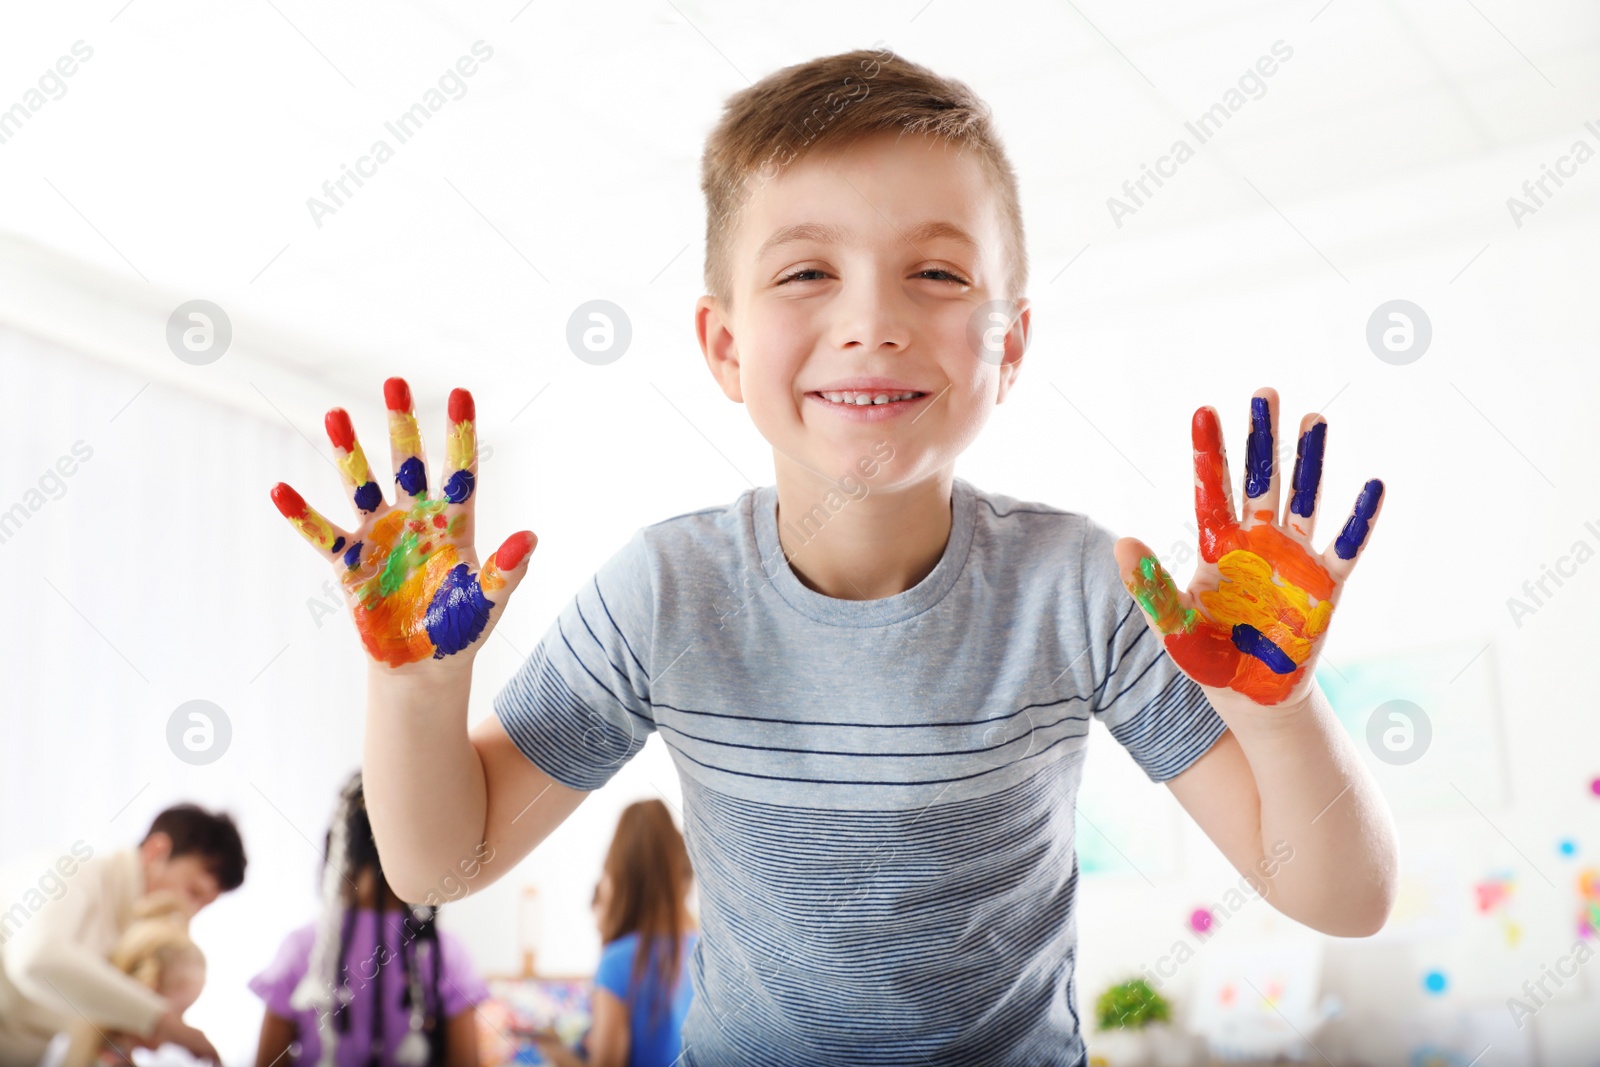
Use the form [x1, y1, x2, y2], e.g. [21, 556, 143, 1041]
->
[1199, 680, 1322, 735]
[366, 654, 476, 685]
[365, 656, 477, 713]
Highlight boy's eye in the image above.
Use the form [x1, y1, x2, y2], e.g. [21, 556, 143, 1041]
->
[775, 268, 971, 285]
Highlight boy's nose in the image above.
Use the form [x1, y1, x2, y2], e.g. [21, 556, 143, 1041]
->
[830, 278, 911, 353]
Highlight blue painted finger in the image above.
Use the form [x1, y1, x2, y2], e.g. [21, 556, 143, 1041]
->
[444, 469, 476, 505]
[1333, 479, 1383, 560]
[1288, 421, 1327, 519]
[1245, 396, 1274, 499]
[396, 457, 428, 497]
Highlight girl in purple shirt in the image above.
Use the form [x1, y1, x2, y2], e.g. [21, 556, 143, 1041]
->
[248, 772, 488, 1066]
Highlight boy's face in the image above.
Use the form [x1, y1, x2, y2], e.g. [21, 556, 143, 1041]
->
[140, 835, 222, 915]
[697, 131, 1028, 490]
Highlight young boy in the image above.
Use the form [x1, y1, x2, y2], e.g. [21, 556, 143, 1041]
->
[271, 49, 1397, 1066]
[0, 804, 245, 1066]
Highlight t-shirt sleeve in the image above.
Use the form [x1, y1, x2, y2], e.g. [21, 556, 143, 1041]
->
[436, 930, 490, 1017]
[247, 926, 313, 1018]
[592, 936, 637, 1001]
[493, 528, 656, 792]
[1080, 518, 1227, 781]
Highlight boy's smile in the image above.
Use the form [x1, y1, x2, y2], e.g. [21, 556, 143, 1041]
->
[698, 130, 1030, 493]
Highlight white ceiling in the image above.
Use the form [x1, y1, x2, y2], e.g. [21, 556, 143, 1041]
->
[0, 0, 1595, 419]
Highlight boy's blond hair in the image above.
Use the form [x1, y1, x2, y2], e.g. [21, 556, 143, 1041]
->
[700, 47, 1028, 304]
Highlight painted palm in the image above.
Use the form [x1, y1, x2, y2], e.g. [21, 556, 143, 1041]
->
[1118, 389, 1383, 707]
[271, 378, 534, 668]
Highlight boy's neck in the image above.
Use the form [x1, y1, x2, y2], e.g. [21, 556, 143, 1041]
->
[772, 463, 955, 601]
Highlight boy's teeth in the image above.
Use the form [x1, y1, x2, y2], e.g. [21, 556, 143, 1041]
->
[819, 390, 922, 406]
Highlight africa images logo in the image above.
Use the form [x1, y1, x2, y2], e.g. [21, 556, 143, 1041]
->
[305, 41, 495, 228]
[1107, 41, 1294, 228]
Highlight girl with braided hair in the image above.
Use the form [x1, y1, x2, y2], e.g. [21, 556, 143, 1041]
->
[248, 771, 489, 1066]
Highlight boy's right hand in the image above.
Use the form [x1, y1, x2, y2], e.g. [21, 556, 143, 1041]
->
[143, 1008, 219, 1063]
[270, 377, 536, 672]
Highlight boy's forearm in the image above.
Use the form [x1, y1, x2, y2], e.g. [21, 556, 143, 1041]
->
[362, 662, 489, 903]
[1204, 681, 1398, 936]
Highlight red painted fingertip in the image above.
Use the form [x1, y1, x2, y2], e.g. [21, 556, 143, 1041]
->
[494, 531, 536, 572]
[325, 408, 356, 451]
[384, 377, 413, 413]
[448, 388, 475, 424]
[271, 482, 308, 519]
[1191, 406, 1223, 451]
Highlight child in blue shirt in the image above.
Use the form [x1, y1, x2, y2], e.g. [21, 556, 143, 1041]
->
[532, 801, 696, 1067]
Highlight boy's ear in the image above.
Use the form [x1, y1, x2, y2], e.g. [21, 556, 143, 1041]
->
[140, 832, 173, 865]
[994, 298, 1031, 405]
[696, 295, 744, 404]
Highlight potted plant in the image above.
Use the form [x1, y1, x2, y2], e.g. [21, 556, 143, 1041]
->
[1090, 977, 1176, 1067]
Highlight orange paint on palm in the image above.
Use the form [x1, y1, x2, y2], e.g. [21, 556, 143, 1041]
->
[339, 506, 448, 666]
[353, 543, 466, 667]
[354, 567, 434, 666]
[1229, 655, 1307, 703]
[371, 509, 409, 545]
[1239, 524, 1335, 600]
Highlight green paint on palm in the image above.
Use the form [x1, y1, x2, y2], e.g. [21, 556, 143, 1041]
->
[1130, 555, 1199, 635]
[348, 496, 453, 606]
[377, 529, 424, 598]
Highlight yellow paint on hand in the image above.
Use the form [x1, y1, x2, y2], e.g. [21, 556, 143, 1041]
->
[389, 409, 422, 459]
[1201, 549, 1332, 666]
[446, 418, 475, 473]
[336, 442, 375, 488]
[294, 510, 338, 552]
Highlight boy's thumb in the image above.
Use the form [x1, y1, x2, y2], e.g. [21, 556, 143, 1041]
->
[1113, 536, 1185, 636]
[481, 530, 538, 600]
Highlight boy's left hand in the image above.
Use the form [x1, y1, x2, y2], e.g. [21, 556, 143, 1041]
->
[1113, 387, 1384, 708]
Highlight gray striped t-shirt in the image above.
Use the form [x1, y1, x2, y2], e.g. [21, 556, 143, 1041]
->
[494, 476, 1226, 1066]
